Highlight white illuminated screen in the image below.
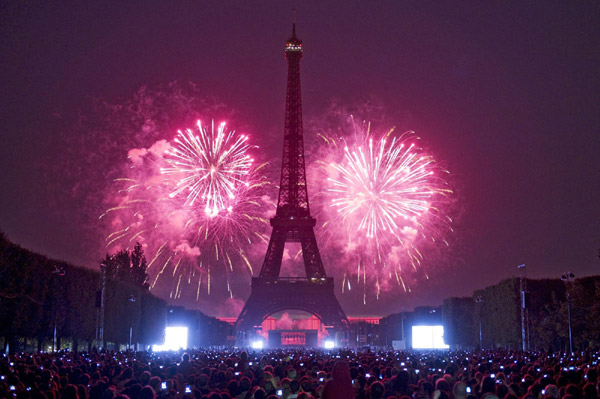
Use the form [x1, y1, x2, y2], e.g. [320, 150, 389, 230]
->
[412, 325, 449, 349]
[152, 326, 188, 351]
[251, 340, 263, 349]
[323, 340, 335, 349]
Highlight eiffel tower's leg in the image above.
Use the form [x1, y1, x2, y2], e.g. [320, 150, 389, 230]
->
[259, 227, 287, 278]
[300, 228, 327, 279]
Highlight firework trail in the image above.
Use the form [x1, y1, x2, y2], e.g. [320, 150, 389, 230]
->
[312, 117, 453, 301]
[101, 120, 270, 300]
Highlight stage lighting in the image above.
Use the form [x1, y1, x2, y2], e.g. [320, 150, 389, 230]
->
[323, 340, 335, 349]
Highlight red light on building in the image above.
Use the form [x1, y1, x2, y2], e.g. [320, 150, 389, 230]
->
[281, 331, 306, 346]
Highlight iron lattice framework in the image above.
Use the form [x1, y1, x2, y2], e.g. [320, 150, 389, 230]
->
[237, 25, 349, 335]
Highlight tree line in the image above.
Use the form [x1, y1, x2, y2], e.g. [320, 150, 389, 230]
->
[443, 275, 600, 351]
[0, 231, 166, 352]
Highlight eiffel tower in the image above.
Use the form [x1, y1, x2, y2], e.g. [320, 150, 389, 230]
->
[236, 24, 349, 344]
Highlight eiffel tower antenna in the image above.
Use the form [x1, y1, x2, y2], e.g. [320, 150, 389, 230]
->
[292, 7, 296, 35]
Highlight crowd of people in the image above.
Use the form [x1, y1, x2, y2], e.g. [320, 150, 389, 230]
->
[1, 348, 599, 399]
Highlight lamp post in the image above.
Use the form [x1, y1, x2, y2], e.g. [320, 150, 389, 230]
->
[561, 272, 575, 353]
[128, 294, 136, 350]
[475, 296, 483, 349]
[52, 265, 65, 352]
[401, 310, 405, 349]
[518, 264, 527, 351]
[98, 262, 107, 350]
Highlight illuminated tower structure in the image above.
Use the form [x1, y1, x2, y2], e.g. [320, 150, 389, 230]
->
[236, 24, 349, 344]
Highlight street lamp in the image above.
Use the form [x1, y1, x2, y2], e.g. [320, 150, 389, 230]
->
[97, 262, 107, 350]
[128, 294, 136, 350]
[52, 265, 65, 352]
[518, 264, 527, 351]
[475, 296, 483, 349]
[561, 272, 575, 353]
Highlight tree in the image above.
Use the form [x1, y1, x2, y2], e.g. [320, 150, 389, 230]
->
[530, 277, 600, 351]
[130, 242, 149, 289]
[443, 297, 475, 348]
[101, 242, 149, 289]
[534, 291, 567, 351]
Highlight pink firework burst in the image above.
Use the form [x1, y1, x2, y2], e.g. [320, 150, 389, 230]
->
[101, 120, 270, 300]
[161, 120, 254, 216]
[312, 119, 453, 301]
[329, 137, 436, 239]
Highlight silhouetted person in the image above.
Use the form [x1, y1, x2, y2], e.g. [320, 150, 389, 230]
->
[322, 360, 353, 399]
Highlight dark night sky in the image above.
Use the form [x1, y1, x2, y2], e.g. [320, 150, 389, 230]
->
[1, 1, 599, 316]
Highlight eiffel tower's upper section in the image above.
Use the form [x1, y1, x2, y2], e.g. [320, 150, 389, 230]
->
[276, 23, 311, 220]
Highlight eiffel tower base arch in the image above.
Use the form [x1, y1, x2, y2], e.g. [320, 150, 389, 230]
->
[236, 277, 349, 347]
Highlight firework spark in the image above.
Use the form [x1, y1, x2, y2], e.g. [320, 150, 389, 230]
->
[313, 119, 453, 299]
[101, 120, 270, 299]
